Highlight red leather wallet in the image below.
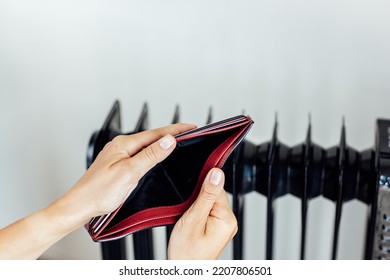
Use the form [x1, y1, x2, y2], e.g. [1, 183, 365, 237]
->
[85, 114, 254, 242]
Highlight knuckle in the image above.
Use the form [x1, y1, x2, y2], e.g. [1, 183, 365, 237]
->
[144, 145, 160, 163]
[102, 141, 112, 151]
[111, 135, 125, 147]
[229, 216, 238, 233]
[217, 207, 238, 233]
[221, 214, 238, 236]
[112, 135, 123, 143]
[147, 127, 164, 138]
[201, 187, 218, 202]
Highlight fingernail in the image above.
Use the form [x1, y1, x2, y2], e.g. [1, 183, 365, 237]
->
[209, 169, 223, 186]
[159, 135, 175, 150]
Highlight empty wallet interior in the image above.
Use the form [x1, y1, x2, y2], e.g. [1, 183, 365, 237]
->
[105, 126, 237, 229]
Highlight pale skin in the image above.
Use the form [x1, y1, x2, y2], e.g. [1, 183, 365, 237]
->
[0, 123, 237, 260]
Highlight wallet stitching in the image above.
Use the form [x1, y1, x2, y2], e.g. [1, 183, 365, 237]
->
[89, 117, 254, 241]
[98, 131, 242, 238]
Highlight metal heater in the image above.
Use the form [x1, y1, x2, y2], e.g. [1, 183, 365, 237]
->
[86, 100, 390, 260]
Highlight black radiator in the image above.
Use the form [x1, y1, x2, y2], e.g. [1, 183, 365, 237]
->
[86, 100, 390, 260]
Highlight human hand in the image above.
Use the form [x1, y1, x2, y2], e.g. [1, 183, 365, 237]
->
[0, 123, 196, 259]
[167, 168, 238, 259]
[68, 123, 197, 220]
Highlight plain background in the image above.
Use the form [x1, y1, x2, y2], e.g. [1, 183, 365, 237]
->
[0, 0, 389, 259]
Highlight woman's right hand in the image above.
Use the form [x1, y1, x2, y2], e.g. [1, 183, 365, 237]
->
[168, 168, 238, 259]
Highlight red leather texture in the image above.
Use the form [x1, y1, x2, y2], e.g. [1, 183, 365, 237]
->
[85, 115, 253, 242]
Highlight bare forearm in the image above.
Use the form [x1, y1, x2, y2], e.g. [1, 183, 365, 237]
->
[0, 124, 195, 259]
[0, 187, 92, 259]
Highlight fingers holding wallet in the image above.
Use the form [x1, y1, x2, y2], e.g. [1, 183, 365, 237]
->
[167, 168, 238, 260]
[70, 123, 196, 217]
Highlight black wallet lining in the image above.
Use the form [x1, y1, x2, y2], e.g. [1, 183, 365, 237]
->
[106, 127, 238, 228]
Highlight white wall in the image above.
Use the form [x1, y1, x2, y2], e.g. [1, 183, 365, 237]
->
[0, 0, 389, 259]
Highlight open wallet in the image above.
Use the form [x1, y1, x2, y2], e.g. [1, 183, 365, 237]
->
[85, 105, 254, 242]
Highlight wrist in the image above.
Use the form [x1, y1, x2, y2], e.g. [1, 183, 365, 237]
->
[40, 186, 94, 241]
[54, 187, 94, 227]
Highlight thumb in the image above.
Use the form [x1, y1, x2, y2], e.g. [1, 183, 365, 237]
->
[185, 168, 225, 227]
[123, 134, 177, 180]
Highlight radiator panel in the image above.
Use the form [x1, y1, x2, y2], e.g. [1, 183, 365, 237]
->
[86, 100, 390, 260]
